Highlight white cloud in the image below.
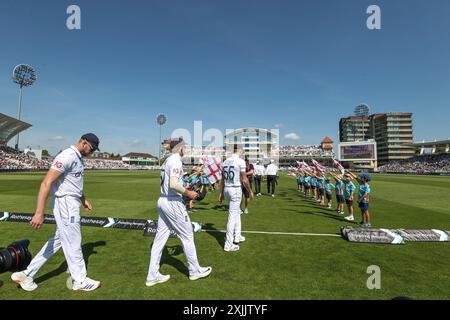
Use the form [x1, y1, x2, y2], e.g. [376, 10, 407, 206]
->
[274, 123, 284, 128]
[129, 139, 147, 148]
[48, 135, 65, 141]
[284, 133, 300, 140]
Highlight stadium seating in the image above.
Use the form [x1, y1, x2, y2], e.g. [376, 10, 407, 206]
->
[377, 153, 450, 174]
[0, 146, 51, 170]
[0, 146, 159, 171]
[278, 145, 335, 158]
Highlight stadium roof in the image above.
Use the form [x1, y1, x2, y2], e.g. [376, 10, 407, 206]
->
[410, 139, 450, 147]
[224, 128, 278, 137]
[0, 113, 32, 145]
[123, 152, 158, 159]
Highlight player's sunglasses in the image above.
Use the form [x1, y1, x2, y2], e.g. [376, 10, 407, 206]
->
[85, 140, 95, 153]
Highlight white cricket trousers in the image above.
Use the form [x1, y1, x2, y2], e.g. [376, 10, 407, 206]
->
[146, 197, 201, 281]
[24, 196, 87, 283]
[224, 187, 243, 248]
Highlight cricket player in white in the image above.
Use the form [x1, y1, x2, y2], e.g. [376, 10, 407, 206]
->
[266, 159, 279, 197]
[219, 147, 253, 252]
[11, 133, 101, 292]
[253, 160, 264, 196]
[146, 138, 212, 287]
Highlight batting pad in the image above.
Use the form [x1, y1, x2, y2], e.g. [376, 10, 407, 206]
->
[0, 212, 202, 238]
[341, 226, 450, 244]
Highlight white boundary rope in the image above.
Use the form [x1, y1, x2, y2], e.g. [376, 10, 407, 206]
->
[202, 229, 341, 237]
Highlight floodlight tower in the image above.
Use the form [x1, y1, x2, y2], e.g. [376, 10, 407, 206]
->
[354, 104, 370, 141]
[12, 64, 37, 150]
[156, 114, 167, 166]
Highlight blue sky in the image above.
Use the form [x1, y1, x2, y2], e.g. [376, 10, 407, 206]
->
[1, 0, 449, 156]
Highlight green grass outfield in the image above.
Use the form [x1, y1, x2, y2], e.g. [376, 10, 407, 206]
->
[1, 171, 449, 300]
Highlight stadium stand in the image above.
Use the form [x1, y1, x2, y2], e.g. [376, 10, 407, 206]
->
[0, 146, 159, 171]
[279, 145, 334, 158]
[84, 158, 158, 170]
[377, 153, 450, 174]
[0, 145, 51, 170]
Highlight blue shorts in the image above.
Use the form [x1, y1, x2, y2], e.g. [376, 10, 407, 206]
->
[319, 189, 324, 195]
[359, 202, 369, 211]
[326, 192, 332, 200]
[336, 195, 344, 203]
[345, 198, 353, 206]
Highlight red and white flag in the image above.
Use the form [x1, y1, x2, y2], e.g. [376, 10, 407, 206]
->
[201, 157, 222, 184]
[333, 159, 345, 174]
[301, 161, 312, 171]
[311, 159, 326, 173]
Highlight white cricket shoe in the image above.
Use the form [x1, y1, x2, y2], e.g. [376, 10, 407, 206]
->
[72, 277, 101, 291]
[344, 215, 355, 221]
[224, 244, 240, 252]
[234, 236, 246, 243]
[11, 271, 38, 292]
[189, 266, 212, 281]
[244, 208, 249, 214]
[145, 274, 171, 287]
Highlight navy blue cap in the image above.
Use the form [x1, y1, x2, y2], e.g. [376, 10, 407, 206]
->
[360, 173, 371, 181]
[81, 133, 100, 151]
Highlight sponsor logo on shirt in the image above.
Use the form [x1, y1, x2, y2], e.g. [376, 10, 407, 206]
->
[74, 171, 84, 178]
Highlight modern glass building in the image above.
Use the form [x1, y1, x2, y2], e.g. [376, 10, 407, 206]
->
[339, 112, 414, 165]
[224, 128, 279, 164]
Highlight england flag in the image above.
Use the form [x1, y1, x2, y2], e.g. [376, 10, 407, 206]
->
[202, 157, 222, 184]
[333, 159, 345, 174]
[311, 159, 326, 173]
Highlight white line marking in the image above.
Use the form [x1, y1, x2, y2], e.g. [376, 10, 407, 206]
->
[202, 229, 341, 237]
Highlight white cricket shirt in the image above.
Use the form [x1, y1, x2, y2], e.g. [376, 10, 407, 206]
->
[222, 154, 246, 188]
[50, 146, 84, 198]
[266, 163, 279, 175]
[160, 153, 184, 199]
[254, 164, 264, 176]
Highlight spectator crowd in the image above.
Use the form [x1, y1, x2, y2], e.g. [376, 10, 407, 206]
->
[1, 146, 51, 170]
[1, 146, 160, 171]
[3, 144, 450, 174]
[377, 153, 450, 174]
[278, 145, 334, 158]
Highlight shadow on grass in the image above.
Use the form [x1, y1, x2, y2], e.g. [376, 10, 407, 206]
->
[304, 209, 357, 224]
[189, 207, 209, 212]
[285, 200, 360, 224]
[211, 204, 228, 211]
[203, 222, 225, 248]
[160, 245, 189, 278]
[34, 241, 106, 285]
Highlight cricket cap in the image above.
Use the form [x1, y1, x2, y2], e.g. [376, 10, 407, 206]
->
[81, 133, 100, 151]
